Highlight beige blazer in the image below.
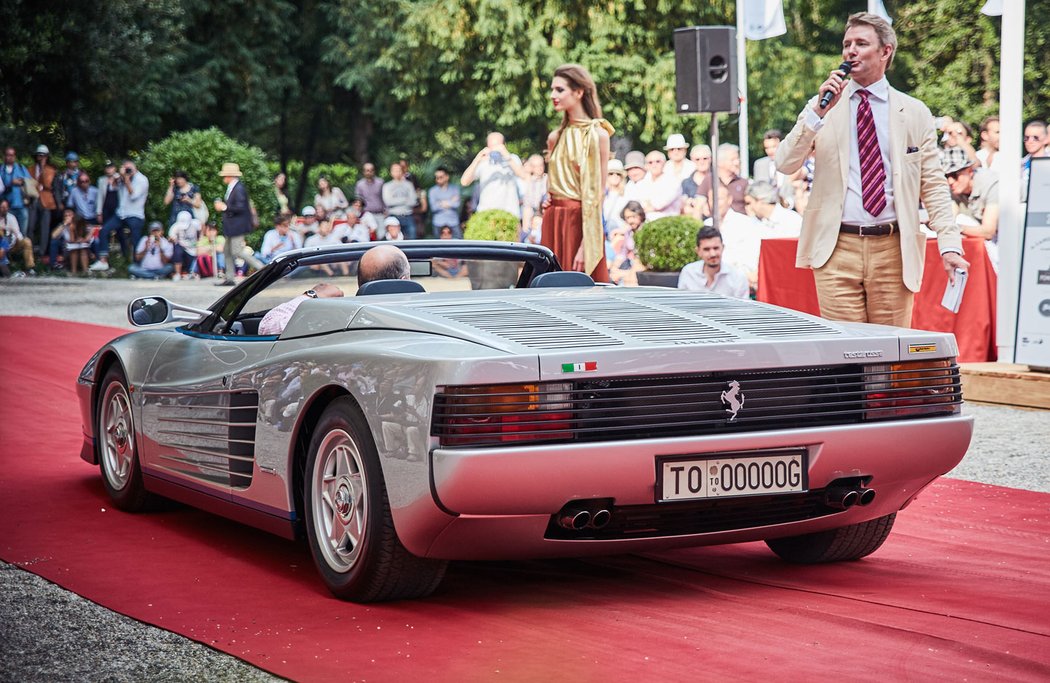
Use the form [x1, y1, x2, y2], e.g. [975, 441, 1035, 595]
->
[776, 84, 960, 292]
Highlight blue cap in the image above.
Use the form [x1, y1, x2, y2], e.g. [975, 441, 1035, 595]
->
[65, 152, 80, 162]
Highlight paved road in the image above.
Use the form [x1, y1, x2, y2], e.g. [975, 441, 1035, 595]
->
[1, 275, 1047, 681]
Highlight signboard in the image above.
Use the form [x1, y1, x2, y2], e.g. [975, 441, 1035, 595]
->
[1015, 157, 1050, 369]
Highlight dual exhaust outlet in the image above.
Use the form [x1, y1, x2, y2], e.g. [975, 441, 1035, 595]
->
[824, 484, 876, 510]
[557, 504, 612, 531]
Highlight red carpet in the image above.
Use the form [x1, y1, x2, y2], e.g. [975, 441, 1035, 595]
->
[2, 316, 1049, 681]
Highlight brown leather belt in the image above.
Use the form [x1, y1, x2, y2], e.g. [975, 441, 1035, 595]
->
[840, 222, 898, 237]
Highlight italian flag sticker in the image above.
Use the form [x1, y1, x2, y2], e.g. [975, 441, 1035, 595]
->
[562, 361, 598, 373]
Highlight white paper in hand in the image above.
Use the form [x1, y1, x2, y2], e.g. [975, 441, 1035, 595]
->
[941, 268, 968, 314]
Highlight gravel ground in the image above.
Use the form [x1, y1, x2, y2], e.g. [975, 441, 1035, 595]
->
[1, 274, 1047, 681]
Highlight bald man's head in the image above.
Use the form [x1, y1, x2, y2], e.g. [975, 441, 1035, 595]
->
[358, 244, 411, 286]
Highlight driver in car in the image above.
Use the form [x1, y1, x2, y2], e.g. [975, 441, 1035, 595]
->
[258, 282, 344, 336]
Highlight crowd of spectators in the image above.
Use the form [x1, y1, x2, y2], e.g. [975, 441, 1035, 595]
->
[1, 117, 1047, 286]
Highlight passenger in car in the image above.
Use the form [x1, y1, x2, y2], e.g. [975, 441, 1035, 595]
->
[258, 282, 344, 336]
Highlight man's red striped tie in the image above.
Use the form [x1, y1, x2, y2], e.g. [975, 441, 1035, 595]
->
[857, 90, 887, 216]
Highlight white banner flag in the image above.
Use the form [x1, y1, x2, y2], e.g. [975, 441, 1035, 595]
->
[744, 0, 787, 40]
[981, 0, 1003, 16]
[869, 0, 893, 24]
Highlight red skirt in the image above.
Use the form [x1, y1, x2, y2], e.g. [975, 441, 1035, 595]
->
[540, 198, 609, 283]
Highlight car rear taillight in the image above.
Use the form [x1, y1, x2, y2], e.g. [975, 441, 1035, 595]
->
[863, 359, 960, 420]
[435, 382, 573, 446]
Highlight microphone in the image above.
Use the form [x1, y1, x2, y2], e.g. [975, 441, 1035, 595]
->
[819, 62, 853, 109]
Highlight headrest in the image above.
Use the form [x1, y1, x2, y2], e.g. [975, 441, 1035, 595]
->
[529, 272, 596, 288]
[356, 279, 426, 296]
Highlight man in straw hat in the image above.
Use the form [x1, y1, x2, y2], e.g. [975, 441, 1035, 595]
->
[214, 162, 263, 285]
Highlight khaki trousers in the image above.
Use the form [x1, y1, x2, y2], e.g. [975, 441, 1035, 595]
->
[813, 232, 914, 328]
[7, 237, 35, 269]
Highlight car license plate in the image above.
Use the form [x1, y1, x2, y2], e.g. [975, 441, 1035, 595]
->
[658, 450, 807, 502]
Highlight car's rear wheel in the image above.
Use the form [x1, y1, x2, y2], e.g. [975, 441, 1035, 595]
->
[765, 513, 896, 563]
[304, 397, 447, 602]
[97, 365, 151, 511]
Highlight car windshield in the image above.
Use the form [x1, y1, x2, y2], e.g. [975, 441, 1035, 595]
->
[238, 255, 526, 318]
[194, 241, 555, 337]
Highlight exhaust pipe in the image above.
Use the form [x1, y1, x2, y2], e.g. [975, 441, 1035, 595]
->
[824, 486, 859, 510]
[856, 488, 876, 506]
[558, 509, 591, 531]
[590, 509, 611, 530]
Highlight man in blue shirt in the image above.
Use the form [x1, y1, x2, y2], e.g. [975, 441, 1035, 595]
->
[259, 214, 303, 264]
[0, 147, 32, 233]
[67, 172, 98, 222]
[427, 166, 462, 238]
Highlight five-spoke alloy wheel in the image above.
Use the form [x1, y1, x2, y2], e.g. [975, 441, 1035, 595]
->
[304, 398, 447, 602]
[311, 428, 369, 573]
[97, 365, 150, 511]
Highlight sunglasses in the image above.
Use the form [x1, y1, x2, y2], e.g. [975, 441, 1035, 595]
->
[1024, 135, 1044, 141]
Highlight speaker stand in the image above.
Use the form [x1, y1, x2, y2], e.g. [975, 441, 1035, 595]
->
[710, 112, 720, 232]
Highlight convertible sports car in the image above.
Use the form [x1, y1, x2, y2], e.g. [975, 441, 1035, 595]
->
[77, 240, 973, 602]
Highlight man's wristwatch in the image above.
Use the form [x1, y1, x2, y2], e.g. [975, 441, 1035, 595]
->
[304, 290, 318, 299]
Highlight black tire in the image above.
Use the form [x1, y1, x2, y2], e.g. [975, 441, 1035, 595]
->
[303, 397, 447, 602]
[765, 513, 896, 564]
[96, 365, 151, 512]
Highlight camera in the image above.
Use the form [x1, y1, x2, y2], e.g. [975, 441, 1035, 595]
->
[489, 151, 503, 164]
[124, 167, 134, 175]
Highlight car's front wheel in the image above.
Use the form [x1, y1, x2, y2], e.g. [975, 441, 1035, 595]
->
[765, 513, 896, 563]
[97, 365, 151, 511]
[304, 397, 447, 602]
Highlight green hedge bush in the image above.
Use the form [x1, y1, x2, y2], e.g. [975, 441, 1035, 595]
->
[464, 209, 519, 242]
[634, 215, 702, 272]
[138, 128, 277, 238]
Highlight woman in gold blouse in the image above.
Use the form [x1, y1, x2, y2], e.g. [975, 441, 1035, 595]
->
[542, 64, 613, 282]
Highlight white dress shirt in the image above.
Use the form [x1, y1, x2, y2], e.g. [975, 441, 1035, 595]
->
[678, 261, 749, 298]
[806, 77, 896, 225]
[634, 172, 683, 219]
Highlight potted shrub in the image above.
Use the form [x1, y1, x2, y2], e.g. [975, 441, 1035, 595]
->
[463, 209, 520, 289]
[634, 215, 702, 288]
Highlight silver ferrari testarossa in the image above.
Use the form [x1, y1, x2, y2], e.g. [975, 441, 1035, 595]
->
[77, 241, 973, 602]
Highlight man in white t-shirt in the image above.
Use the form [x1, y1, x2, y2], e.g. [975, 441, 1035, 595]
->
[634, 151, 683, 219]
[460, 132, 526, 219]
[707, 184, 764, 292]
[304, 218, 344, 249]
[336, 211, 371, 243]
[678, 226, 749, 299]
[663, 133, 696, 185]
[745, 181, 803, 236]
[128, 221, 174, 280]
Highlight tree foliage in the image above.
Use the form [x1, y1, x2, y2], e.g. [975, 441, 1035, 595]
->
[2, 0, 1048, 177]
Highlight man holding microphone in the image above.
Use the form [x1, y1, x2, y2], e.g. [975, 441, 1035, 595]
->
[776, 12, 968, 327]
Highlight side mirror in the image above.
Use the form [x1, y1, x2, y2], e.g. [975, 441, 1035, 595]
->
[127, 297, 210, 326]
[128, 297, 171, 326]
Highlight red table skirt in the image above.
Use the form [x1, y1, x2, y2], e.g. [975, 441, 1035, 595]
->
[757, 236, 997, 362]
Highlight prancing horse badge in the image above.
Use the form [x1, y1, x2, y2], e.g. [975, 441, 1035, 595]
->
[721, 380, 745, 422]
